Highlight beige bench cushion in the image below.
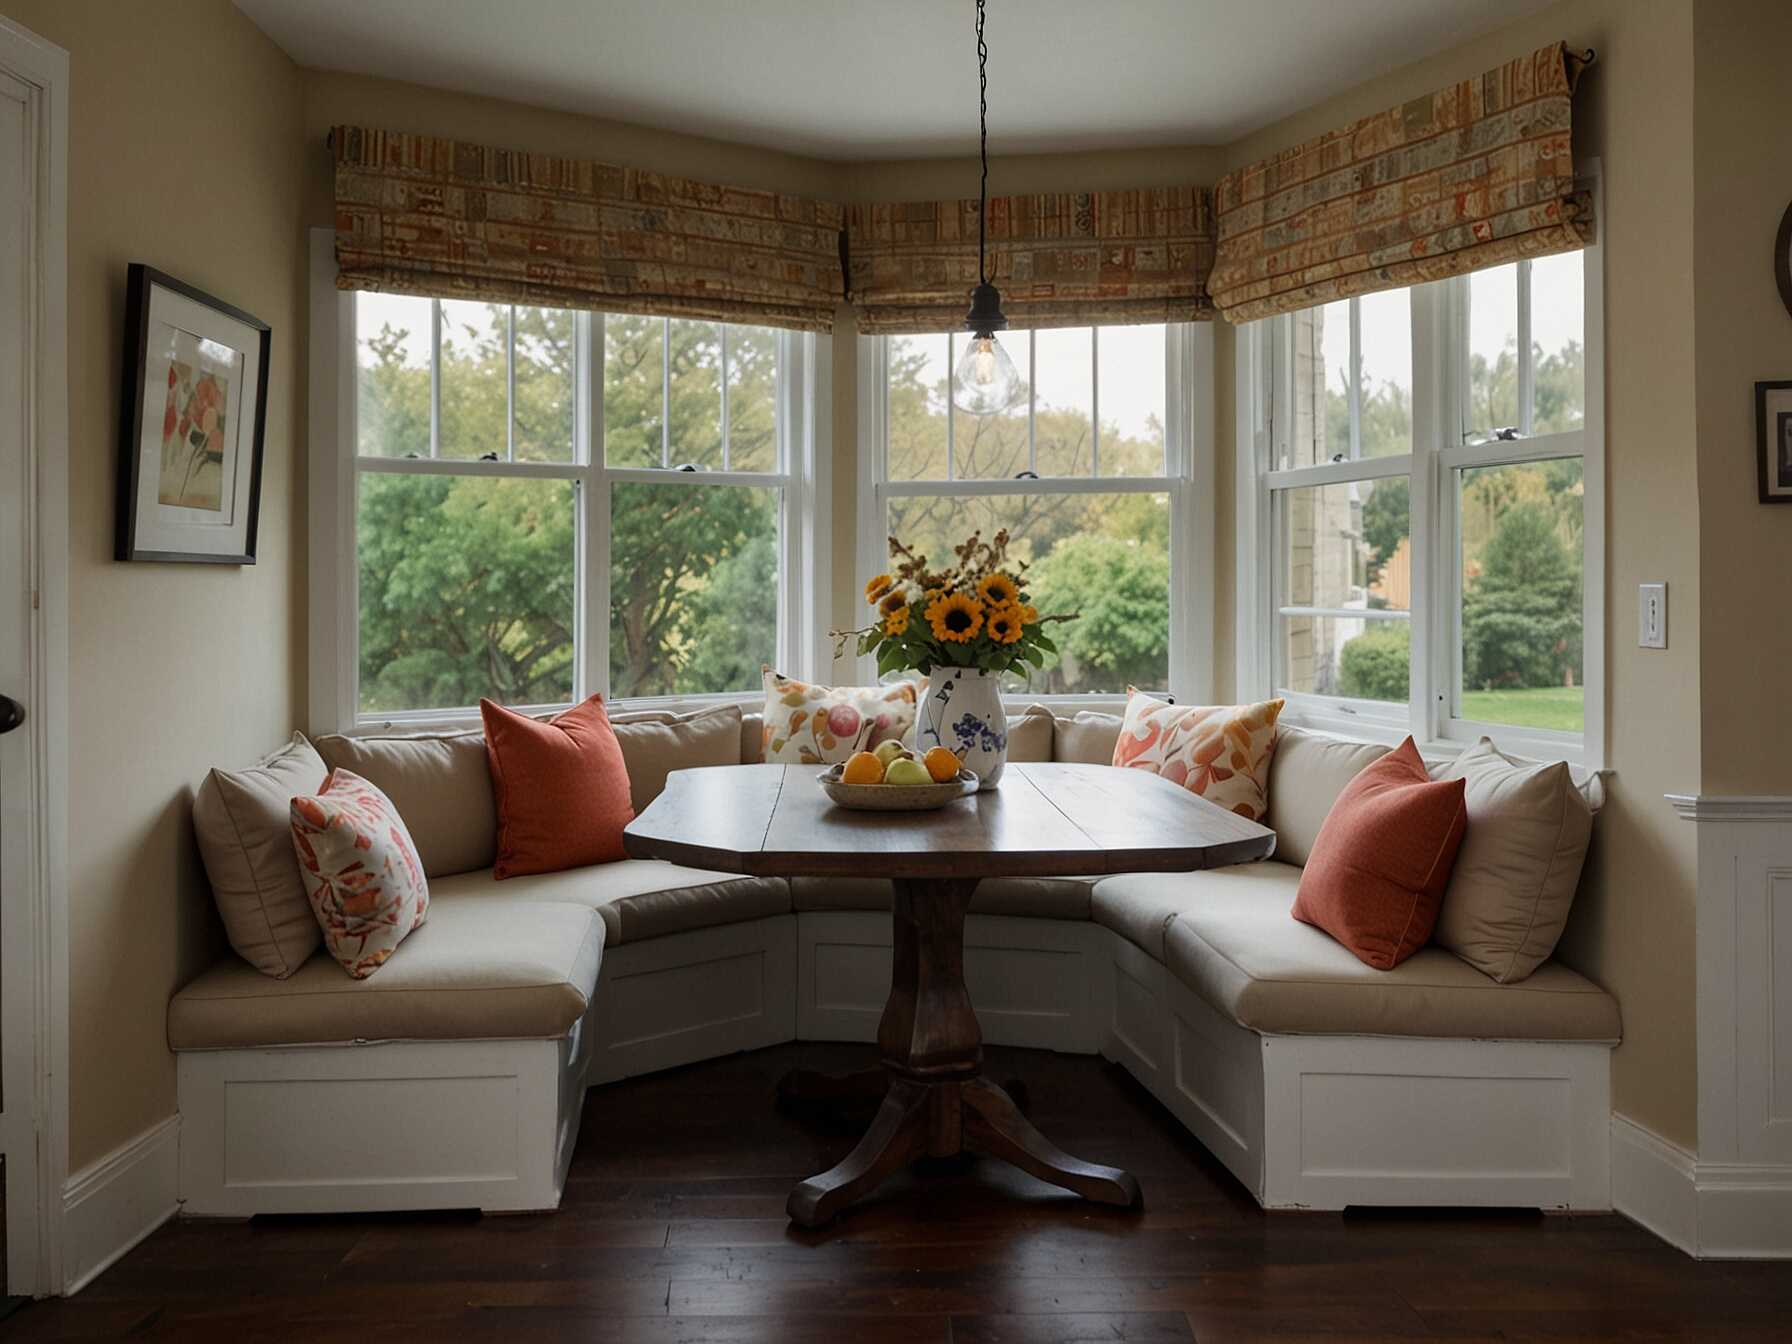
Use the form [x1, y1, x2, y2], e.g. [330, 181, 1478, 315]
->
[791, 874, 1097, 921]
[1265, 725, 1390, 867]
[431, 860, 790, 946]
[1092, 861, 1294, 961]
[1162, 863, 1621, 1042]
[168, 896, 603, 1050]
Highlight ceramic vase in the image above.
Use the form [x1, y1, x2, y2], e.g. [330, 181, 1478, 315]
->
[917, 666, 1007, 790]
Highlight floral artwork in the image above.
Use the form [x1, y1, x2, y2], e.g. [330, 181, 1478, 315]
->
[760, 669, 917, 766]
[1112, 690, 1285, 821]
[289, 769, 429, 978]
[156, 328, 234, 510]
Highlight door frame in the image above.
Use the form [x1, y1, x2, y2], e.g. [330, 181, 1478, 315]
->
[0, 14, 70, 1300]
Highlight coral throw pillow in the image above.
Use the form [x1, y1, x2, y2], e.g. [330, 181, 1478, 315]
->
[1111, 690, 1284, 821]
[481, 695, 634, 879]
[1292, 738, 1468, 970]
[289, 770, 429, 978]
[761, 668, 917, 765]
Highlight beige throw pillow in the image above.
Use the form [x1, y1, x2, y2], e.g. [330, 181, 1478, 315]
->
[608, 704, 744, 811]
[193, 733, 328, 978]
[1267, 726, 1391, 867]
[1005, 704, 1056, 763]
[1054, 710, 1124, 765]
[1433, 737, 1594, 983]
[315, 731, 496, 879]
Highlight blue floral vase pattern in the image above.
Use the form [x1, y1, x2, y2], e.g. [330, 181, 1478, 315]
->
[917, 667, 1006, 790]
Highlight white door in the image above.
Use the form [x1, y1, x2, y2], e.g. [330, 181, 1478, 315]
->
[0, 64, 39, 1297]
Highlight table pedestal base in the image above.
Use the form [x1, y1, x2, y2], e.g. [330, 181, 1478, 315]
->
[782, 877, 1140, 1227]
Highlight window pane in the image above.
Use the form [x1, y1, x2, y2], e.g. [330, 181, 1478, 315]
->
[1468, 264, 1521, 438]
[1097, 324, 1166, 477]
[1357, 289, 1412, 457]
[355, 292, 432, 459]
[951, 332, 1029, 479]
[511, 305, 575, 463]
[1278, 475, 1411, 703]
[666, 319, 724, 469]
[1032, 327, 1093, 476]
[725, 324, 780, 472]
[1316, 300, 1351, 464]
[1530, 252, 1586, 434]
[887, 334, 951, 481]
[886, 491, 1169, 695]
[437, 300, 509, 460]
[603, 315, 665, 467]
[356, 473, 575, 714]
[1458, 459, 1584, 733]
[609, 482, 779, 697]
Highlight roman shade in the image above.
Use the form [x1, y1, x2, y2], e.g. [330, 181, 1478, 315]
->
[331, 125, 845, 333]
[1208, 42, 1595, 323]
[846, 187, 1216, 334]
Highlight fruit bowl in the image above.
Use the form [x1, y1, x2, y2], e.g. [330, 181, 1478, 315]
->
[818, 762, 979, 812]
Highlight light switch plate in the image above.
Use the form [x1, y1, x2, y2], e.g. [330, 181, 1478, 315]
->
[1639, 582, 1667, 649]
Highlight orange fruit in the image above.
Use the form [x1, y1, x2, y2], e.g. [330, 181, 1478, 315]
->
[922, 746, 961, 783]
[841, 751, 885, 785]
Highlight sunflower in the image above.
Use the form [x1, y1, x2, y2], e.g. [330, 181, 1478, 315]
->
[883, 606, 911, 637]
[926, 591, 984, 643]
[986, 606, 1023, 644]
[878, 589, 908, 617]
[864, 574, 895, 604]
[1016, 602, 1039, 626]
[977, 572, 1021, 607]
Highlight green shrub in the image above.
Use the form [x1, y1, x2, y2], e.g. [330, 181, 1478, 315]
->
[1338, 623, 1411, 702]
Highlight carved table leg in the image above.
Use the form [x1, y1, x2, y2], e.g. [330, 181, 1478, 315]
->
[782, 875, 1140, 1226]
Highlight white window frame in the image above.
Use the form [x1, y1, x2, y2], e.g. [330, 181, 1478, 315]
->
[306, 229, 831, 734]
[1236, 166, 1604, 767]
[857, 323, 1215, 711]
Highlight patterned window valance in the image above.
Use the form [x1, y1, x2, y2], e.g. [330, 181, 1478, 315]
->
[330, 126, 845, 333]
[845, 188, 1216, 335]
[1208, 42, 1595, 324]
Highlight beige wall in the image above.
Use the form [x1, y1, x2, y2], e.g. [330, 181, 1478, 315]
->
[3, 0, 308, 1169]
[1693, 0, 1792, 795]
[1221, 0, 1704, 1147]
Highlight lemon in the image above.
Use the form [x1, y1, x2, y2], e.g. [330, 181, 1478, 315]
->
[840, 751, 885, 785]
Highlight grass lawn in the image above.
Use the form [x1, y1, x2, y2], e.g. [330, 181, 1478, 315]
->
[1459, 686, 1584, 734]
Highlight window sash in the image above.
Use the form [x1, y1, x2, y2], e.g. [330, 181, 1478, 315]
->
[858, 324, 1212, 704]
[1242, 184, 1604, 767]
[332, 288, 815, 728]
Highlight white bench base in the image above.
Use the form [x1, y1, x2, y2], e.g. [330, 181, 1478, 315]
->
[172, 912, 1613, 1218]
[1099, 933, 1613, 1211]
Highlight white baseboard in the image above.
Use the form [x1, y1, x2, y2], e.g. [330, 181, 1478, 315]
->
[1611, 1113, 1792, 1259]
[61, 1113, 180, 1295]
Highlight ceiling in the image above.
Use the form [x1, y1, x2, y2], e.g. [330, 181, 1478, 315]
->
[236, 0, 1555, 160]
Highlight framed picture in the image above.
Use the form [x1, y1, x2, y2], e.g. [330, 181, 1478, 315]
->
[1756, 380, 1792, 504]
[116, 264, 270, 562]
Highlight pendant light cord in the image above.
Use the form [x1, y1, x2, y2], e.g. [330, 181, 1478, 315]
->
[976, 0, 989, 287]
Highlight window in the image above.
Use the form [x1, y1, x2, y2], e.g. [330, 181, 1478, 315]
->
[1241, 232, 1602, 763]
[332, 284, 819, 726]
[861, 324, 1211, 700]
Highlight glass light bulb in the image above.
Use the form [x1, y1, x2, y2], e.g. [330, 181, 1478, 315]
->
[951, 333, 1021, 416]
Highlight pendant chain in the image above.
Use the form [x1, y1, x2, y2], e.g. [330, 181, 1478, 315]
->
[976, 0, 989, 287]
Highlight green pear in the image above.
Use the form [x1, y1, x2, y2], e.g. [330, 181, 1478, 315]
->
[872, 739, 906, 766]
[883, 757, 932, 786]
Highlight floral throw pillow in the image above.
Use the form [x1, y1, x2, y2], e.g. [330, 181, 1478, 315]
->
[761, 667, 917, 765]
[289, 769, 429, 978]
[1112, 690, 1285, 821]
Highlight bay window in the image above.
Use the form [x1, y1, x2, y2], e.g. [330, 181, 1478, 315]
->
[1240, 221, 1603, 764]
[312, 232, 825, 730]
[860, 323, 1212, 702]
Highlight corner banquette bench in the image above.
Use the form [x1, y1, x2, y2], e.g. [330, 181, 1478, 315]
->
[170, 704, 1620, 1217]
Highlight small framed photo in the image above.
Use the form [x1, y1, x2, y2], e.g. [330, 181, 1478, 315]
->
[1757, 380, 1792, 504]
[116, 264, 270, 562]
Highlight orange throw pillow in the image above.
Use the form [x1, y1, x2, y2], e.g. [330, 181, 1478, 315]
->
[1291, 737, 1467, 970]
[481, 695, 634, 879]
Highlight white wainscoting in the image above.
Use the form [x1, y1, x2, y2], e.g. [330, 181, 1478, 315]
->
[61, 1114, 179, 1295]
[1641, 795, 1792, 1257]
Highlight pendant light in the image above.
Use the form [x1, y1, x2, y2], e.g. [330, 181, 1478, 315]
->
[951, 0, 1021, 416]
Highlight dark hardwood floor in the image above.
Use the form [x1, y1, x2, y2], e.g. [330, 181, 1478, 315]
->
[11, 1042, 1792, 1342]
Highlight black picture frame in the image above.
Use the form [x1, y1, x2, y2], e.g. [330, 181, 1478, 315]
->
[116, 263, 271, 563]
[1755, 379, 1792, 504]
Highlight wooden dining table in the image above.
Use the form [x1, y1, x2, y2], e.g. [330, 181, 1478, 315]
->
[623, 760, 1276, 1227]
